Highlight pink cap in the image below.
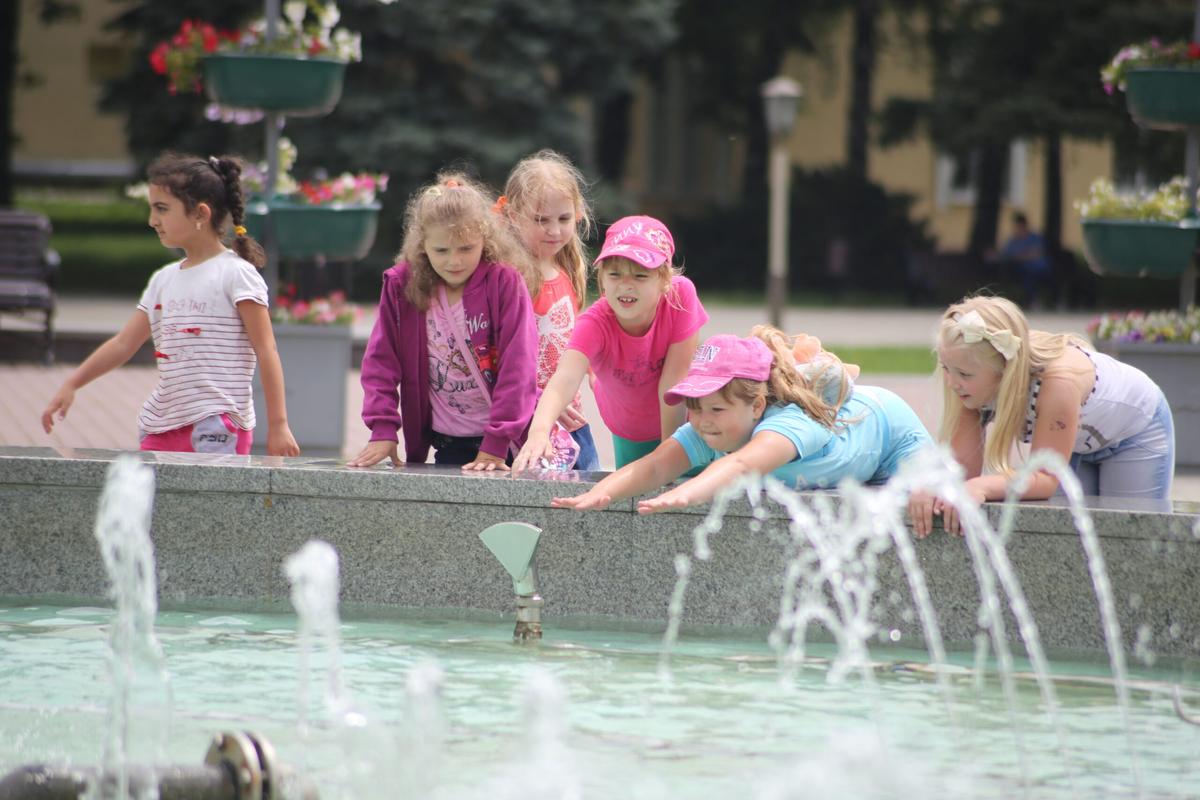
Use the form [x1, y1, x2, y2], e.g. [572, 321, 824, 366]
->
[664, 335, 774, 405]
[594, 215, 675, 269]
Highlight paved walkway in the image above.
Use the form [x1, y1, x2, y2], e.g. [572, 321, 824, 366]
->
[3, 294, 1195, 500]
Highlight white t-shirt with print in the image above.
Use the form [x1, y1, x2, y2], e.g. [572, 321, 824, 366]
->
[136, 250, 267, 434]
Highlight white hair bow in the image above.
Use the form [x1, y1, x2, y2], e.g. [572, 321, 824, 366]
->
[956, 310, 1020, 361]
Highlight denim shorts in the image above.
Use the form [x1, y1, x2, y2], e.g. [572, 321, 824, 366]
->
[1067, 394, 1174, 500]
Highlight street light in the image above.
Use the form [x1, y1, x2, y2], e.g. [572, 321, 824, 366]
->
[761, 75, 803, 328]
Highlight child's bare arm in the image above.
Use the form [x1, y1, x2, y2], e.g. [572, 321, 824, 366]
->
[238, 300, 300, 457]
[512, 350, 590, 472]
[638, 430, 796, 514]
[552, 438, 691, 511]
[42, 311, 151, 433]
[657, 333, 699, 441]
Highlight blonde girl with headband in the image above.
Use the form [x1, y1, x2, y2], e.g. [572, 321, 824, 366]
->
[500, 150, 600, 470]
[910, 295, 1175, 537]
[511, 214, 709, 471]
[42, 153, 299, 456]
[350, 173, 538, 471]
[551, 326, 931, 513]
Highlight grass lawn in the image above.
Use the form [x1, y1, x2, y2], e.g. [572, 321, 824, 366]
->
[822, 344, 935, 375]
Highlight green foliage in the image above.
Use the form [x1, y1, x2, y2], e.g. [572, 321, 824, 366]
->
[672, 165, 932, 294]
[883, 1, 1197, 152]
[19, 193, 167, 293]
[1075, 177, 1195, 221]
[102, 0, 677, 286]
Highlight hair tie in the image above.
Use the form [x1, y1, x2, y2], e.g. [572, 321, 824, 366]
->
[233, 225, 247, 238]
[492, 195, 508, 215]
[208, 156, 221, 172]
[444, 178, 461, 189]
[956, 309, 1021, 361]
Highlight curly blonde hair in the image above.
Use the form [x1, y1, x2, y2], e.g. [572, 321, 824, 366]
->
[399, 171, 532, 311]
[502, 149, 593, 307]
[936, 295, 1090, 475]
[684, 325, 851, 429]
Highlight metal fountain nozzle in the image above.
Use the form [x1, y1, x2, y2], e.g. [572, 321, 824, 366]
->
[479, 522, 543, 642]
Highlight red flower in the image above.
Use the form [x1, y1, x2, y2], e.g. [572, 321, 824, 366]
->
[1188, 42, 1200, 60]
[149, 42, 169, 75]
[201, 23, 219, 53]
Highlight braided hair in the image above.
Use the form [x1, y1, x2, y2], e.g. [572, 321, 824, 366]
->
[147, 152, 266, 268]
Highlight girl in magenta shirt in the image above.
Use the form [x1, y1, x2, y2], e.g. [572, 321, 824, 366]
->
[350, 174, 538, 470]
[512, 215, 708, 470]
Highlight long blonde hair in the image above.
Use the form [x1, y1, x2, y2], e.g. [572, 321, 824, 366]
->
[936, 295, 1090, 474]
[398, 172, 531, 311]
[502, 149, 593, 307]
[684, 325, 851, 429]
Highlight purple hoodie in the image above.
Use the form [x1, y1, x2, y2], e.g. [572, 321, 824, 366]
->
[360, 260, 538, 462]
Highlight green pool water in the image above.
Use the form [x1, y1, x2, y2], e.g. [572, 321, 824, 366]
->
[1, 600, 1198, 799]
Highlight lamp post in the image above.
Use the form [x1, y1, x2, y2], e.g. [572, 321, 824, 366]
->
[761, 76, 803, 328]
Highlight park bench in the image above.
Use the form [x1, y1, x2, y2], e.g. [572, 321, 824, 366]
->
[0, 210, 59, 364]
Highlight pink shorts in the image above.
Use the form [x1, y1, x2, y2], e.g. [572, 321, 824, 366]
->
[139, 413, 253, 455]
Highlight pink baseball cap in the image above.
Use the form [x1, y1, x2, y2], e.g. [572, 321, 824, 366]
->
[664, 335, 774, 405]
[594, 215, 675, 269]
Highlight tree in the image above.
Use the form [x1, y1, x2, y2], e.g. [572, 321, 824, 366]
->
[673, 0, 834, 198]
[1, 1, 80, 207]
[101, 0, 676, 270]
[882, 0, 1195, 256]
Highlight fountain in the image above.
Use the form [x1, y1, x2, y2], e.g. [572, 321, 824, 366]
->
[0, 446, 1198, 797]
[478, 521, 544, 642]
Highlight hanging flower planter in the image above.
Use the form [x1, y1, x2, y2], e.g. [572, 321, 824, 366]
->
[244, 199, 380, 261]
[1081, 218, 1200, 278]
[202, 54, 347, 115]
[1124, 68, 1200, 130]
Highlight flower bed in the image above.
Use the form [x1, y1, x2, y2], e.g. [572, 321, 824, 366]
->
[149, 3, 362, 113]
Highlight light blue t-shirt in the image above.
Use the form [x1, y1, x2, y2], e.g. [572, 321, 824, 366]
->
[670, 386, 932, 489]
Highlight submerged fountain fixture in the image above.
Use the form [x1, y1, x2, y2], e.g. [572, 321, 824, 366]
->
[0, 731, 288, 800]
[479, 522, 544, 642]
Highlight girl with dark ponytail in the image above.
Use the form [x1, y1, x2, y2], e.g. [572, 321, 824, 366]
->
[42, 152, 300, 457]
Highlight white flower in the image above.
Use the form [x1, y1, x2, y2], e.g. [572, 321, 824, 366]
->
[333, 29, 362, 62]
[320, 3, 341, 31]
[284, 1, 307, 30]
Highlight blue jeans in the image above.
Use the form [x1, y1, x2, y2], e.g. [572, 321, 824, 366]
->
[570, 424, 600, 471]
[1068, 395, 1175, 500]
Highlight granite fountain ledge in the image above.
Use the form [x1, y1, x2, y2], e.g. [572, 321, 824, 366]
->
[1, 446, 1198, 657]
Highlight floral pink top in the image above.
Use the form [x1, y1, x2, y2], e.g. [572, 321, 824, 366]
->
[533, 270, 585, 431]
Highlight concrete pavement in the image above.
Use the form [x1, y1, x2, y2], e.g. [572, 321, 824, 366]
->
[4, 294, 1195, 500]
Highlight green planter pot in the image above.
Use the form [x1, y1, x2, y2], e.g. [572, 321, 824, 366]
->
[245, 199, 380, 261]
[1081, 218, 1200, 278]
[1124, 68, 1200, 130]
[202, 54, 346, 115]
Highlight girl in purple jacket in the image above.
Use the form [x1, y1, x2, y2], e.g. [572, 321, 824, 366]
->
[349, 174, 538, 470]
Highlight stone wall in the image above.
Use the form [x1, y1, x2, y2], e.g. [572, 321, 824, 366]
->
[2, 447, 1198, 658]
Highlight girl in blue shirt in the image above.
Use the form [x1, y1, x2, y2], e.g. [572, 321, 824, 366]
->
[551, 326, 931, 514]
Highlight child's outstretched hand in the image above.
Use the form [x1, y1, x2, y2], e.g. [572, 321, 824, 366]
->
[550, 489, 612, 511]
[348, 440, 400, 468]
[463, 451, 509, 472]
[637, 487, 692, 515]
[41, 385, 76, 433]
[511, 433, 553, 473]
